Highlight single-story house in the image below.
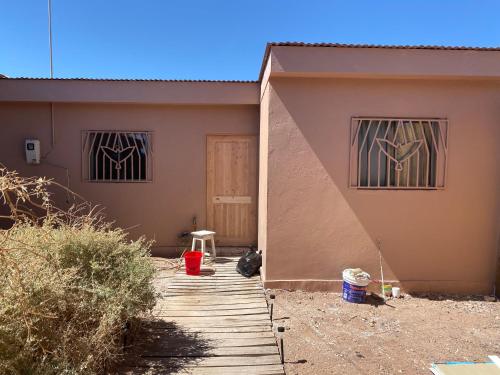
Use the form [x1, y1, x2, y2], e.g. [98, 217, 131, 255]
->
[1, 42, 499, 294]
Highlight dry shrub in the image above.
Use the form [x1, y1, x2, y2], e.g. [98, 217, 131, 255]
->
[0, 166, 156, 374]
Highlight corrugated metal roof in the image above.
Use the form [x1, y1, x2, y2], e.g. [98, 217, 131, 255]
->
[0, 77, 258, 83]
[258, 41, 500, 80]
[266, 41, 500, 51]
[3, 42, 500, 83]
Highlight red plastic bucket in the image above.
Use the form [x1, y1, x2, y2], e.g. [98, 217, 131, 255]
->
[184, 251, 202, 275]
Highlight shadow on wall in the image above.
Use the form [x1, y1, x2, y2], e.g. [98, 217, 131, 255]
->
[266, 78, 499, 293]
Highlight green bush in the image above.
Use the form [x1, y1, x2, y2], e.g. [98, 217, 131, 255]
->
[0, 167, 156, 374]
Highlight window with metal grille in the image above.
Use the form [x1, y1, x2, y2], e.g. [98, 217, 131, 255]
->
[82, 131, 153, 182]
[349, 118, 448, 189]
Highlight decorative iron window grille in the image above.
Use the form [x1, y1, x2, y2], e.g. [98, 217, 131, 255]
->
[82, 131, 153, 182]
[349, 118, 448, 189]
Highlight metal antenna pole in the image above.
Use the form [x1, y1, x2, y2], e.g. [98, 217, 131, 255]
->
[48, 0, 54, 78]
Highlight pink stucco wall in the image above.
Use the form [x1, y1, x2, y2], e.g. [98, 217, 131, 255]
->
[0, 101, 259, 253]
[258, 81, 271, 280]
[267, 45, 500, 79]
[0, 79, 259, 105]
[260, 76, 500, 293]
[2, 46, 500, 294]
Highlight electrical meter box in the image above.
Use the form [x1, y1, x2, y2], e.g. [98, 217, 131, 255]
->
[25, 139, 40, 164]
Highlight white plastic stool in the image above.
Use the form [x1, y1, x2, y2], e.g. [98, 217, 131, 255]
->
[191, 230, 216, 264]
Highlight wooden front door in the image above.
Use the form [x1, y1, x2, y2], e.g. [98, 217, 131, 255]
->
[206, 135, 258, 245]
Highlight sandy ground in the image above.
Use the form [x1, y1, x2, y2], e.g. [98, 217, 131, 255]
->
[146, 259, 499, 375]
[270, 290, 500, 375]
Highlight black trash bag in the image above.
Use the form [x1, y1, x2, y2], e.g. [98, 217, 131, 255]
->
[236, 249, 262, 277]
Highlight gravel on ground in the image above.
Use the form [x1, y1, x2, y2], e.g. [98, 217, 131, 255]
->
[269, 290, 499, 375]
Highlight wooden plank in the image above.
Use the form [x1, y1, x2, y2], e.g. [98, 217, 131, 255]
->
[140, 329, 275, 340]
[144, 324, 273, 334]
[166, 364, 284, 375]
[167, 285, 262, 290]
[165, 278, 257, 285]
[157, 305, 267, 311]
[162, 295, 265, 301]
[165, 286, 262, 291]
[163, 293, 264, 298]
[155, 306, 268, 312]
[168, 278, 258, 283]
[213, 262, 240, 265]
[166, 285, 264, 293]
[166, 284, 260, 288]
[179, 267, 243, 271]
[163, 295, 265, 300]
[166, 288, 263, 294]
[177, 267, 239, 271]
[178, 267, 242, 270]
[175, 273, 251, 276]
[154, 307, 269, 317]
[127, 257, 283, 375]
[212, 262, 240, 265]
[130, 355, 282, 368]
[172, 278, 257, 281]
[170, 276, 256, 280]
[162, 289, 262, 294]
[164, 290, 263, 295]
[151, 320, 271, 328]
[135, 333, 278, 356]
[157, 296, 265, 302]
[163, 294, 265, 299]
[165, 286, 262, 292]
[173, 275, 252, 279]
[122, 364, 285, 375]
[174, 276, 256, 279]
[153, 300, 268, 312]
[198, 265, 240, 268]
[173, 274, 257, 279]
[160, 292, 264, 305]
[192, 332, 275, 340]
[156, 297, 268, 306]
[155, 302, 268, 310]
[213, 257, 239, 267]
[160, 299, 267, 311]
[163, 292, 265, 298]
[139, 345, 279, 357]
[162, 291, 264, 297]
[163, 313, 270, 322]
[159, 299, 266, 306]
[164, 289, 262, 294]
[182, 275, 249, 279]
[171, 279, 257, 282]
[190, 274, 246, 277]
[138, 337, 277, 349]
[152, 314, 271, 322]
[168, 279, 259, 283]
[213, 196, 252, 204]
[166, 284, 261, 289]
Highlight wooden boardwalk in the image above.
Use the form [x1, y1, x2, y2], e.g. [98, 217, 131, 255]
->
[124, 257, 284, 375]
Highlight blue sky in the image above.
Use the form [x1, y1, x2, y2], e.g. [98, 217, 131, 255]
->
[2, 1, 499, 80]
